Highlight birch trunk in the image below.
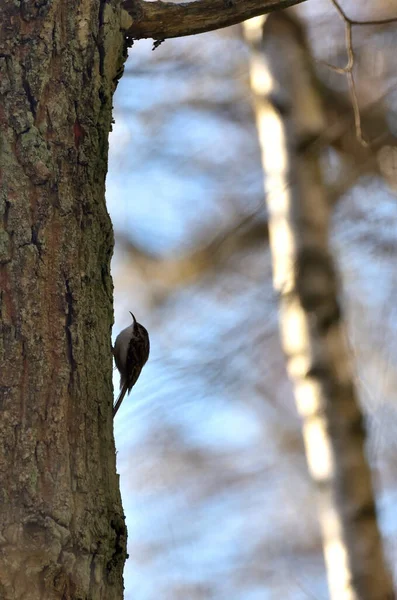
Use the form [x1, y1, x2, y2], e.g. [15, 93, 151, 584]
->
[243, 12, 394, 600]
[0, 1, 128, 598]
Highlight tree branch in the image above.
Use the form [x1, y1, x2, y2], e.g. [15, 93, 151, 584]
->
[123, 0, 306, 41]
[117, 210, 268, 292]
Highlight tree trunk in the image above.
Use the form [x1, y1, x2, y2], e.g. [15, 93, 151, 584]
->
[243, 12, 395, 600]
[0, 1, 128, 598]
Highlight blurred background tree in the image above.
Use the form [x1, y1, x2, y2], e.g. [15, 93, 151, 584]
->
[110, 1, 397, 598]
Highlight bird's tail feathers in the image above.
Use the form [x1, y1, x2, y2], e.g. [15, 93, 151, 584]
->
[113, 383, 128, 417]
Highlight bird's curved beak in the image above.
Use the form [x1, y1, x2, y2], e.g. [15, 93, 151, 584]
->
[129, 311, 137, 325]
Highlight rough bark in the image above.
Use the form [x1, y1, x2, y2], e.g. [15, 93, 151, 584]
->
[0, 1, 128, 599]
[243, 13, 395, 600]
[122, 0, 306, 41]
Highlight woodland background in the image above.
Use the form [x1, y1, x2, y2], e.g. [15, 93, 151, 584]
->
[109, 1, 397, 597]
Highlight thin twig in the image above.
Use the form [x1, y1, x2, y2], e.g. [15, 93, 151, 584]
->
[351, 17, 397, 26]
[327, 0, 397, 147]
[329, 0, 397, 26]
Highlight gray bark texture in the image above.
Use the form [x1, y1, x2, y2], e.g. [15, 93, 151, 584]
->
[243, 12, 395, 600]
[0, 1, 128, 598]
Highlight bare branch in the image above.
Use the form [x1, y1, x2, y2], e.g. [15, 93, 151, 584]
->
[117, 210, 268, 291]
[123, 0, 306, 41]
[351, 16, 397, 26]
[329, 0, 397, 26]
[327, 0, 397, 147]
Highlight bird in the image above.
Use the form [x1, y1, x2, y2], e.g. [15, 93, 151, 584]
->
[113, 312, 150, 417]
